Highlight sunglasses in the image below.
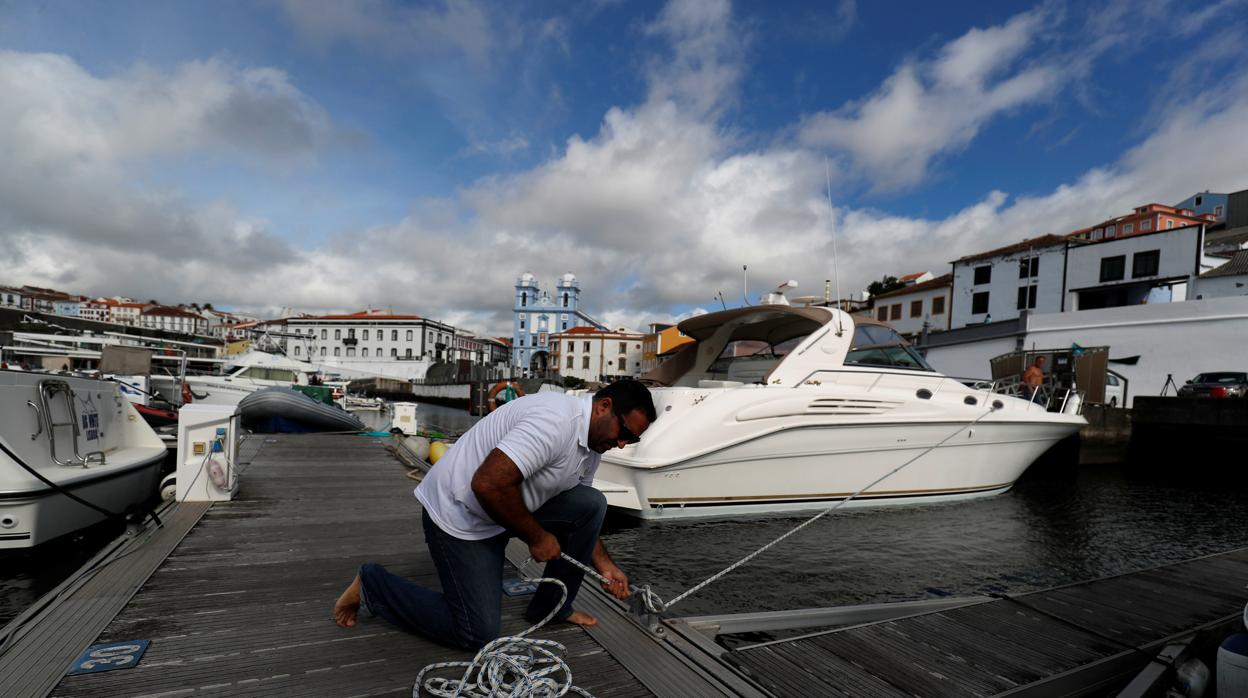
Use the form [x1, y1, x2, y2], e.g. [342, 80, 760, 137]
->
[614, 411, 641, 445]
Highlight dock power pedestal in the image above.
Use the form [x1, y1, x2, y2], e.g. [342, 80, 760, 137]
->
[176, 404, 241, 502]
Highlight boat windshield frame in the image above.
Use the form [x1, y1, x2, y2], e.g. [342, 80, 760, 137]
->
[843, 323, 936, 372]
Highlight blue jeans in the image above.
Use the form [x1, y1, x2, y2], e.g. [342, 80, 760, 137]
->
[358, 484, 607, 649]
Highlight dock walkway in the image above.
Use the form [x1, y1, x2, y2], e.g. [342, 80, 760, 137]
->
[725, 549, 1248, 696]
[36, 434, 669, 697]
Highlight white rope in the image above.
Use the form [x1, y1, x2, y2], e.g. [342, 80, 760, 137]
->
[413, 576, 594, 698]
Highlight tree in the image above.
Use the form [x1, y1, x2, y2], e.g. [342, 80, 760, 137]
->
[202, 302, 214, 311]
[866, 276, 904, 306]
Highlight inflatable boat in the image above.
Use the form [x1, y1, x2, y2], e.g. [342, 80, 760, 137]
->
[238, 387, 365, 433]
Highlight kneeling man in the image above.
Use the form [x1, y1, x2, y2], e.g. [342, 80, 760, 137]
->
[333, 379, 656, 649]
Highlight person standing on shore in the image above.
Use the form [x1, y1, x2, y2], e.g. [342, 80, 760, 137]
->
[332, 379, 656, 649]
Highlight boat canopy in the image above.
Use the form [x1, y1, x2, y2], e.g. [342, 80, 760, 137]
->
[676, 306, 833, 343]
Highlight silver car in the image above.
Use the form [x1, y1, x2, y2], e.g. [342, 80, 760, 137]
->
[1178, 372, 1248, 398]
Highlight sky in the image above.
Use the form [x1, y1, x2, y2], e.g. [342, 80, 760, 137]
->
[2, 0, 1247, 335]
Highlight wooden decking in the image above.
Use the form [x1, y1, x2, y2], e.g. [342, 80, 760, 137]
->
[725, 549, 1248, 696]
[36, 435, 665, 697]
[5, 431, 1248, 698]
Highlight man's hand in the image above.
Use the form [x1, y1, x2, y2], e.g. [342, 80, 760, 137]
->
[597, 560, 631, 600]
[529, 530, 561, 562]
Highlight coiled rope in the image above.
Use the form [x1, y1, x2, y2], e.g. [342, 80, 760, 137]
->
[413, 576, 594, 698]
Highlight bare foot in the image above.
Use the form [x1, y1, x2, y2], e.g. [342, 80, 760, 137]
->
[334, 575, 362, 628]
[564, 610, 598, 627]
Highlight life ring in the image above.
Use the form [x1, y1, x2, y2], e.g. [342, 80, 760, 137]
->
[487, 381, 524, 412]
[181, 382, 193, 405]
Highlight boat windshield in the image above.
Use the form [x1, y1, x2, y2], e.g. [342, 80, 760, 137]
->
[844, 324, 935, 371]
[236, 366, 299, 382]
[705, 335, 808, 383]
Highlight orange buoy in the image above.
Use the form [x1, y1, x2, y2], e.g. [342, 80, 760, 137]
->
[486, 381, 524, 412]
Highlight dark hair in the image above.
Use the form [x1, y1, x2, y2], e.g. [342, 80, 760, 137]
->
[594, 379, 657, 422]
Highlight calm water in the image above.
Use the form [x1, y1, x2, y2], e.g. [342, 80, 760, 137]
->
[599, 461, 1248, 618]
[5, 401, 1246, 629]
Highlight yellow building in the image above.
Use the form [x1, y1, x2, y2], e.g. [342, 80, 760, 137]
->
[641, 323, 694, 373]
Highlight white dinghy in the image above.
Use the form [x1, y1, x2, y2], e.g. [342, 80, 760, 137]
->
[0, 370, 166, 548]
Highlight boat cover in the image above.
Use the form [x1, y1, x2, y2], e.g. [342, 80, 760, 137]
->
[238, 387, 365, 433]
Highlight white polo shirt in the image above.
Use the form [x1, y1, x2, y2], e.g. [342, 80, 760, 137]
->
[415, 392, 601, 540]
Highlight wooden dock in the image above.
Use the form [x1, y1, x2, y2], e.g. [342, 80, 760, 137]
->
[2, 432, 1246, 697]
[1, 434, 747, 698]
[724, 549, 1248, 696]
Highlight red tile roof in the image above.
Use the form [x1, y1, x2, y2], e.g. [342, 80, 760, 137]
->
[953, 234, 1070, 264]
[898, 271, 928, 282]
[144, 306, 203, 318]
[315, 311, 423, 320]
[873, 274, 953, 299]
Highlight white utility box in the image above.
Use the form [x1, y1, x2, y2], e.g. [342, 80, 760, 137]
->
[176, 404, 241, 502]
[391, 402, 420, 435]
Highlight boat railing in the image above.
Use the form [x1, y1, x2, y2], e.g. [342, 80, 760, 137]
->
[985, 378, 1084, 414]
[35, 379, 106, 467]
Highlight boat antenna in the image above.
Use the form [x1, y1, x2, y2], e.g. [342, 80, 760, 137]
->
[825, 158, 844, 336]
[715, 291, 728, 310]
[742, 265, 751, 306]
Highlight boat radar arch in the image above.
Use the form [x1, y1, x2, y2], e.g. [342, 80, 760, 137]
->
[761, 280, 799, 306]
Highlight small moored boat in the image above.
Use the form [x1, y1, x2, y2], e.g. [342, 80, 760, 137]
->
[238, 387, 365, 433]
[0, 370, 167, 548]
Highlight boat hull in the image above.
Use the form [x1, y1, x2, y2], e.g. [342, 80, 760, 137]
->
[0, 453, 163, 548]
[596, 419, 1079, 519]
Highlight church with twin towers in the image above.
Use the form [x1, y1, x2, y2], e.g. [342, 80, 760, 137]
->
[512, 272, 605, 376]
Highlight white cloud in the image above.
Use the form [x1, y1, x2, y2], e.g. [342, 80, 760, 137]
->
[4, 1, 1248, 341]
[0, 52, 332, 168]
[643, 0, 744, 117]
[798, 8, 1061, 191]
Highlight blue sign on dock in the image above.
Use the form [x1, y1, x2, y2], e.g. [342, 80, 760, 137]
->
[67, 640, 150, 675]
[502, 577, 538, 596]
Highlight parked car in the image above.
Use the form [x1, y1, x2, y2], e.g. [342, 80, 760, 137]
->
[1178, 372, 1248, 398]
[1104, 373, 1124, 407]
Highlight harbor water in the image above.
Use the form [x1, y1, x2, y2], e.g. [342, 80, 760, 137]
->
[4, 401, 1247, 630]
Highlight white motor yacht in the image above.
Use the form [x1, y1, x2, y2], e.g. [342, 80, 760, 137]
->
[149, 350, 317, 407]
[593, 305, 1085, 519]
[1, 370, 167, 548]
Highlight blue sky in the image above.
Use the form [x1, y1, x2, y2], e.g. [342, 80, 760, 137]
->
[1, 0, 1246, 332]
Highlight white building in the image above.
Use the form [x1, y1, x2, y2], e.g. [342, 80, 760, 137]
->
[284, 310, 456, 381]
[79, 299, 113, 322]
[1063, 224, 1217, 309]
[950, 234, 1069, 329]
[550, 327, 645, 383]
[142, 306, 210, 335]
[0, 287, 23, 309]
[867, 274, 952, 338]
[1194, 250, 1248, 299]
[924, 295, 1248, 407]
[110, 303, 145, 327]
